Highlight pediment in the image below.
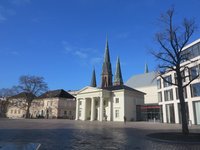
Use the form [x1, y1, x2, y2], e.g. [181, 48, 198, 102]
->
[77, 86, 102, 94]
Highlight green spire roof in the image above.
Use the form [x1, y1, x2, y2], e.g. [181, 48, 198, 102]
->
[90, 68, 97, 87]
[114, 57, 123, 86]
[102, 38, 112, 75]
[145, 63, 149, 73]
[104, 38, 110, 63]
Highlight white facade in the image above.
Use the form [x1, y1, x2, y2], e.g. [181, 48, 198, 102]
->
[126, 72, 158, 104]
[157, 38, 200, 125]
[75, 86, 144, 122]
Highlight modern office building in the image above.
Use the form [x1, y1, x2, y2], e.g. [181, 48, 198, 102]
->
[157, 38, 200, 125]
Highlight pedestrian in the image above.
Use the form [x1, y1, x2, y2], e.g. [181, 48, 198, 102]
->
[124, 116, 126, 124]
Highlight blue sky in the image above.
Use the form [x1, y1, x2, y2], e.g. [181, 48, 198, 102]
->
[0, 0, 200, 91]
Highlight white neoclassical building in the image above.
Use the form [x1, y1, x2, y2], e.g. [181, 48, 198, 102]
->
[75, 86, 144, 122]
[75, 39, 145, 122]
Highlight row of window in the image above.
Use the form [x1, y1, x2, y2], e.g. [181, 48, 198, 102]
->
[181, 42, 200, 62]
[10, 109, 21, 114]
[158, 82, 200, 102]
[157, 65, 200, 89]
[79, 98, 120, 106]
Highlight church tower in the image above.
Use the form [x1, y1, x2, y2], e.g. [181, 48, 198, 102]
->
[114, 57, 123, 86]
[101, 38, 113, 88]
[90, 67, 97, 87]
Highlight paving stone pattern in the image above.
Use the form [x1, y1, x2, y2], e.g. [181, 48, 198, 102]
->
[0, 119, 199, 150]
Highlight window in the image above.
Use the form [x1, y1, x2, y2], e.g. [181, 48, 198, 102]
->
[164, 89, 173, 101]
[115, 110, 119, 118]
[64, 111, 67, 115]
[18, 110, 20, 114]
[189, 65, 200, 80]
[191, 83, 200, 97]
[157, 79, 161, 89]
[158, 92, 162, 102]
[163, 75, 172, 87]
[14, 110, 17, 114]
[176, 87, 187, 99]
[115, 98, 119, 103]
[11, 110, 13, 114]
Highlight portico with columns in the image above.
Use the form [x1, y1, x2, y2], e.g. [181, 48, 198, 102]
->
[75, 87, 112, 121]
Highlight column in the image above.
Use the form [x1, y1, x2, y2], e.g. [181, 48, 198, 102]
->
[108, 99, 112, 121]
[162, 104, 167, 123]
[188, 100, 195, 125]
[174, 102, 179, 124]
[83, 98, 87, 120]
[99, 97, 103, 121]
[75, 99, 79, 120]
[90, 98, 95, 121]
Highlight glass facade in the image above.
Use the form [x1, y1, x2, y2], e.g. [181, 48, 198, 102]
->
[166, 104, 175, 123]
[163, 75, 172, 87]
[138, 105, 161, 122]
[157, 79, 161, 89]
[181, 42, 200, 62]
[158, 92, 162, 102]
[191, 83, 200, 97]
[189, 65, 200, 80]
[194, 101, 200, 125]
[164, 89, 173, 101]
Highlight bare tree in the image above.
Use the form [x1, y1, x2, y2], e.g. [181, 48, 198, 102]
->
[15, 75, 48, 118]
[152, 8, 197, 135]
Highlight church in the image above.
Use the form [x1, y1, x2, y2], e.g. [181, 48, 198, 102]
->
[75, 39, 145, 122]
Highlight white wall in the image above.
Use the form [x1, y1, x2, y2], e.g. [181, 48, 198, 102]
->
[135, 86, 158, 104]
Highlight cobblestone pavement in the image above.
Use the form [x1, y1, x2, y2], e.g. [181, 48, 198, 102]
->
[0, 119, 200, 150]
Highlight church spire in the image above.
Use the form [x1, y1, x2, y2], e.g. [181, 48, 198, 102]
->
[104, 37, 110, 62]
[145, 63, 149, 73]
[90, 67, 97, 87]
[114, 57, 123, 86]
[101, 37, 113, 88]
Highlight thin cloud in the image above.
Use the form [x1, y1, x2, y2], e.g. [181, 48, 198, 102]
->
[10, 0, 31, 6]
[74, 51, 88, 59]
[90, 57, 102, 65]
[62, 40, 102, 64]
[9, 51, 20, 56]
[0, 5, 16, 23]
[116, 32, 130, 39]
[0, 13, 6, 22]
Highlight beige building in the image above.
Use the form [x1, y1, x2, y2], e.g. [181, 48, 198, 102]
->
[30, 89, 76, 119]
[6, 92, 35, 119]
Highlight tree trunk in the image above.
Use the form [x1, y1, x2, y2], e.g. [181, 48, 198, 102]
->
[177, 71, 189, 135]
[25, 102, 31, 118]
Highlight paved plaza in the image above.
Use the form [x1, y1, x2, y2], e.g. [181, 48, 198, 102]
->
[0, 119, 200, 150]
